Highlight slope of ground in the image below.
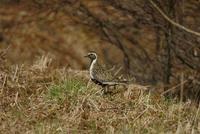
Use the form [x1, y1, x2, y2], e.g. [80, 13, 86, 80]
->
[0, 55, 200, 133]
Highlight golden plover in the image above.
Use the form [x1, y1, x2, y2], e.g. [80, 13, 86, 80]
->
[84, 52, 128, 92]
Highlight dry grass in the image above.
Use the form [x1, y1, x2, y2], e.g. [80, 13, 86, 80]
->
[0, 2, 200, 133]
[0, 56, 199, 134]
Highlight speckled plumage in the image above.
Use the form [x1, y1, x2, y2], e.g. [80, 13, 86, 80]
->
[85, 52, 128, 87]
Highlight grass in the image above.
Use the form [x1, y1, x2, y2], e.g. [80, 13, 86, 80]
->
[47, 78, 87, 102]
[0, 62, 200, 133]
[0, 1, 200, 133]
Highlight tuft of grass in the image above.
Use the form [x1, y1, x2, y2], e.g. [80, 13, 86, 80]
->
[47, 78, 87, 101]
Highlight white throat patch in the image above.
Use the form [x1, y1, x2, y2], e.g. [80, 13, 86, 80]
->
[89, 58, 97, 79]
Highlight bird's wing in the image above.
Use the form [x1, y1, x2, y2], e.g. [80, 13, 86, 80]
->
[93, 63, 115, 82]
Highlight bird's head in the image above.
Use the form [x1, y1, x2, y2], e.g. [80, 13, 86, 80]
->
[84, 52, 97, 61]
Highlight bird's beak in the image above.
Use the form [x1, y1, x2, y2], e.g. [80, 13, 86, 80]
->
[84, 55, 89, 58]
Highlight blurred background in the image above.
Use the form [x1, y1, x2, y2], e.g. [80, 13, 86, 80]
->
[0, 0, 200, 85]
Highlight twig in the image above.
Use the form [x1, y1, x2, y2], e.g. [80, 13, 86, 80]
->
[14, 92, 22, 111]
[149, 0, 200, 37]
[161, 80, 188, 96]
[13, 65, 19, 82]
[1, 74, 7, 93]
[132, 107, 149, 123]
[180, 73, 184, 102]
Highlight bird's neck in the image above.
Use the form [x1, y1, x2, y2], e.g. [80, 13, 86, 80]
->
[89, 58, 97, 79]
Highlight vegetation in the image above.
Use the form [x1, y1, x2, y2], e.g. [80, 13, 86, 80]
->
[0, 0, 200, 133]
[47, 78, 87, 101]
[0, 56, 199, 133]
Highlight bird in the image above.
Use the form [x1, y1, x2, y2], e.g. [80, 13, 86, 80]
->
[84, 52, 129, 93]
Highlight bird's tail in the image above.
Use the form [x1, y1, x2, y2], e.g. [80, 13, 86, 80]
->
[115, 80, 130, 84]
[102, 80, 130, 86]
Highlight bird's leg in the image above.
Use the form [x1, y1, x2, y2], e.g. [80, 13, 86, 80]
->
[95, 85, 105, 96]
[103, 86, 107, 94]
[102, 86, 109, 95]
[87, 79, 92, 88]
